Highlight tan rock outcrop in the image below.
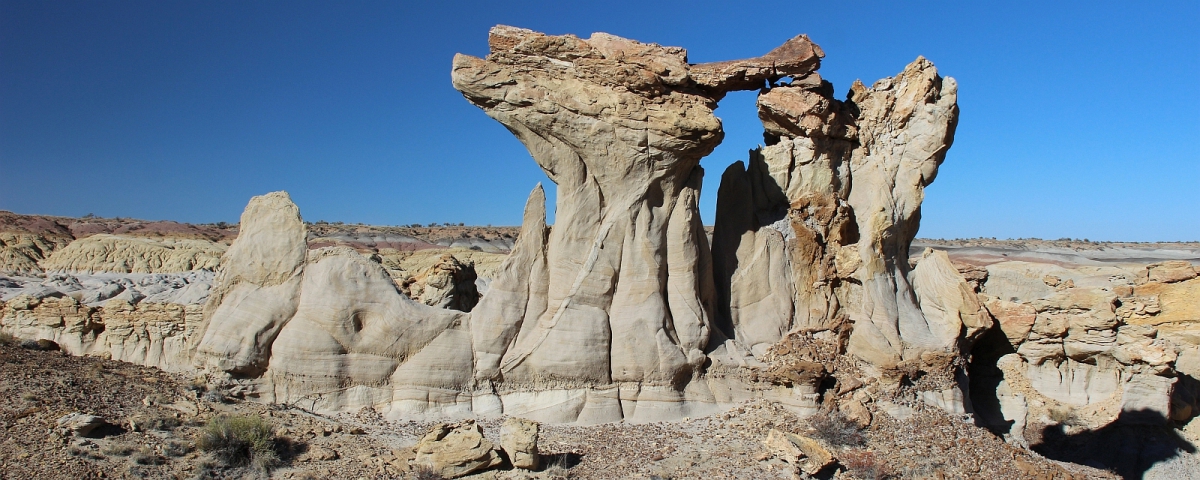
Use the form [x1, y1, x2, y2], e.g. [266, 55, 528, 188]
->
[413, 421, 503, 478]
[710, 52, 969, 411]
[0, 293, 200, 372]
[453, 26, 756, 389]
[194, 191, 307, 376]
[0, 232, 71, 274]
[762, 428, 835, 475]
[41, 234, 224, 274]
[394, 253, 479, 312]
[500, 417, 540, 470]
[3, 27, 1000, 428]
[0, 211, 76, 274]
[969, 263, 1192, 443]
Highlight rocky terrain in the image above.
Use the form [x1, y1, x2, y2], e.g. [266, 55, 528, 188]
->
[1, 337, 1123, 479]
[2, 25, 1199, 479]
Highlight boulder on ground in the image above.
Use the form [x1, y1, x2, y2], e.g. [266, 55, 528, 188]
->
[500, 417, 540, 470]
[413, 420, 503, 478]
[763, 428, 835, 475]
[56, 412, 108, 437]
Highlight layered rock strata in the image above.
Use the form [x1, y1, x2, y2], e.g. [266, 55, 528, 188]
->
[16, 26, 1190, 441]
[3, 26, 978, 423]
[964, 257, 1200, 444]
[709, 54, 980, 414]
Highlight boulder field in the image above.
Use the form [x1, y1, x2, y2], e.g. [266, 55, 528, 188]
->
[3, 27, 1199, 453]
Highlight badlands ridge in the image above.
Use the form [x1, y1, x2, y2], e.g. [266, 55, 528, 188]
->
[2, 26, 1199, 475]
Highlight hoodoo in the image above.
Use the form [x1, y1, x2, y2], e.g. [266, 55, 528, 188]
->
[3, 27, 1192, 447]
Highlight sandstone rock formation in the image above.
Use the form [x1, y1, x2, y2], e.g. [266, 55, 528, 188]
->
[4, 26, 978, 424]
[453, 25, 753, 392]
[0, 212, 75, 274]
[923, 242, 1200, 445]
[708, 51, 975, 414]
[413, 421, 503, 478]
[394, 253, 480, 312]
[15, 27, 1194, 455]
[194, 192, 307, 376]
[41, 234, 224, 274]
[500, 416, 540, 470]
[763, 428, 835, 475]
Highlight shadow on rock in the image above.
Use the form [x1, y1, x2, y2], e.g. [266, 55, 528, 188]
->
[1031, 409, 1195, 479]
[539, 451, 583, 471]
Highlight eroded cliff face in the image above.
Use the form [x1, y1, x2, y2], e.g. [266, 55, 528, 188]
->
[449, 26, 825, 392]
[9, 26, 1190, 438]
[709, 55, 983, 416]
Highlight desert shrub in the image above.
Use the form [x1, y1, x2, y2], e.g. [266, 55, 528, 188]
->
[0, 331, 15, 346]
[101, 443, 137, 456]
[841, 449, 892, 479]
[542, 453, 576, 479]
[130, 413, 181, 431]
[808, 410, 866, 447]
[196, 415, 279, 470]
[163, 439, 192, 457]
[411, 466, 445, 480]
[1048, 405, 1078, 425]
[67, 445, 105, 460]
[132, 447, 166, 465]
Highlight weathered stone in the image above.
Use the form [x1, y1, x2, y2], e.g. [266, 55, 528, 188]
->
[500, 417, 540, 470]
[762, 428, 835, 475]
[194, 191, 307, 376]
[1148, 261, 1198, 284]
[56, 412, 108, 437]
[839, 399, 872, 428]
[986, 298, 1038, 346]
[413, 421, 503, 478]
[396, 253, 479, 312]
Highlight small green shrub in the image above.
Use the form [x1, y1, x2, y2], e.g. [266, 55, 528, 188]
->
[196, 415, 279, 470]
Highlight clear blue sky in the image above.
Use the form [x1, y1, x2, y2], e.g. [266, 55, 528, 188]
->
[2, 1, 1197, 240]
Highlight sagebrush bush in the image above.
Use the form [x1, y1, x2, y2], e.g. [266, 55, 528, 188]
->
[196, 415, 279, 470]
[842, 449, 891, 479]
[132, 447, 166, 465]
[808, 410, 866, 447]
[101, 443, 136, 457]
[129, 413, 181, 431]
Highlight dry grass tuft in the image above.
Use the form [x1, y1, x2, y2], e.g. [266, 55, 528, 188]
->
[196, 415, 279, 471]
[808, 410, 866, 447]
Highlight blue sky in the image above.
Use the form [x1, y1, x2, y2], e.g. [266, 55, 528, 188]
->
[1, 1, 1197, 240]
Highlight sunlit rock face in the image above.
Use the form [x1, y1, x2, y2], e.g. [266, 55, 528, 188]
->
[6, 26, 1007, 425]
[450, 26, 824, 394]
[709, 53, 978, 406]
